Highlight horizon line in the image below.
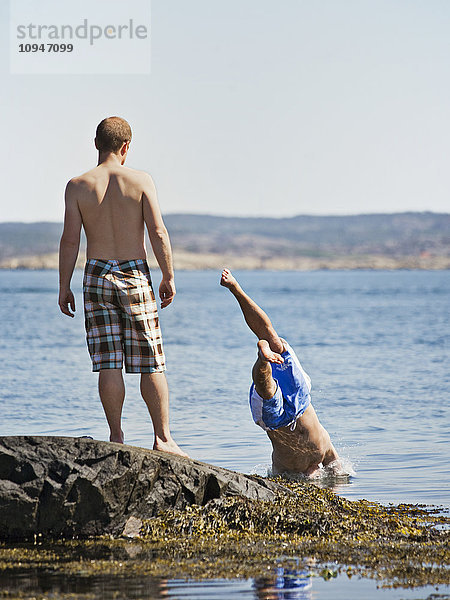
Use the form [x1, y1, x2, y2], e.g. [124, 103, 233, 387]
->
[0, 210, 449, 225]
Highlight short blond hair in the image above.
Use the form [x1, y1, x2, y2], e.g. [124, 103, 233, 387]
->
[95, 116, 132, 153]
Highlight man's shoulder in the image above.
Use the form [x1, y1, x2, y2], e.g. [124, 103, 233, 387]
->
[66, 167, 97, 189]
[121, 166, 153, 184]
[121, 168, 156, 198]
[122, 165, 149, 176]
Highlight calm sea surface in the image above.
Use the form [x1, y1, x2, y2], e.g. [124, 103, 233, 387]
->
[1, 269, 449, 599]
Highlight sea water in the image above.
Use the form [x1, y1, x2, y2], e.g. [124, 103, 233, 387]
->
[0, 269, 449, 599]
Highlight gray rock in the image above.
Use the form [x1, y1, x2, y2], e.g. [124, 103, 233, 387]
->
[0, 436, 280, 540]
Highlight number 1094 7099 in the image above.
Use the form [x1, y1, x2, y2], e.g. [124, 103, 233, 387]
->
[19, 43, 73, 52]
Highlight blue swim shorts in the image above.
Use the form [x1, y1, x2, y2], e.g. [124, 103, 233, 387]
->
[249, 341, 311, 431]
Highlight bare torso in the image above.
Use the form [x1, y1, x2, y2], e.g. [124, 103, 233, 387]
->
[268, 403, 338, 476]
[72, 163, 150, 260]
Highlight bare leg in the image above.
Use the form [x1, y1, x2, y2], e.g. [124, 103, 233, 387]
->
[252, 353, 278, 399]
[98, 369, 125, 443]
[220, 268, 284, 355]
[140, 372, 189, 458]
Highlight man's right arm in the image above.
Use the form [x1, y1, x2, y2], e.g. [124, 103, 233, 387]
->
[142, 174, 176, 309]
[58, 180, 82, 317]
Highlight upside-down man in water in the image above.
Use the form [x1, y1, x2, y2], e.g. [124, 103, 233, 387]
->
[220, 269, 341, 477]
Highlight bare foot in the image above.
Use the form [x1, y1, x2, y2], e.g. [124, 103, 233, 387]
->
[153, 437, 190, 459]
[258, 339, 284, 364]
[220, 268, 239, 291]
[110, 431, 124, 444]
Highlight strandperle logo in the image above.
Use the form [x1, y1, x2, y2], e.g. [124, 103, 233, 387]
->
[16, 18, 148, 46]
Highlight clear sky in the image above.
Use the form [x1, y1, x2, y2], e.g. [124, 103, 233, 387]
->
[1, 0, 449, 222]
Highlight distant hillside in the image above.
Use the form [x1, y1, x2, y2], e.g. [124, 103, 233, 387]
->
[0, 212, 449, 270]
[0, 222, 65, 259]
[164, 212, 450, 257]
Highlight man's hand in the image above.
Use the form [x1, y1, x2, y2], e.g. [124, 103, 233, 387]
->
[159, 278, 176, 309]
[58, 179, 82, 318]
[59, 288, 76, 317]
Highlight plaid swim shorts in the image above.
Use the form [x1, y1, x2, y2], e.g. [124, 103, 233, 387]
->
[83, 259, 165, 373]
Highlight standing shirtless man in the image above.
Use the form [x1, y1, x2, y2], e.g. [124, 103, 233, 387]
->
[220, 269, 340, 476]
[58, 116, 187, 457]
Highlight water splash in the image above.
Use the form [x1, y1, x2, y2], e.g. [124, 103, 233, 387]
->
[251, 458, 356, 487]
[250, 463, 272, 477]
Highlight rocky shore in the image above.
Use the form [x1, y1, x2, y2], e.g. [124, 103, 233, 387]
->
[0, 435, 448, 590]
[0, 436, 280, 540]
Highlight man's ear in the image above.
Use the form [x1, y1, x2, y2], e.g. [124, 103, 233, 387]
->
[120, 141, 129, 156]
[94, 137, 99, 150]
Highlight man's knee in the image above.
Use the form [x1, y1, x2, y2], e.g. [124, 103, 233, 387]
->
[140, 370, 165, 379]
[99, 368, 124, 384]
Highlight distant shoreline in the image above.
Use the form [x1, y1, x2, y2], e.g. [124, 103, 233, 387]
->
[1, 251, 449, 271]
[1, 214, 449, 272]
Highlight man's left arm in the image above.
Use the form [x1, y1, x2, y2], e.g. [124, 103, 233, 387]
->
[58, 180, 82, 317]
[142, 174, 176, 309]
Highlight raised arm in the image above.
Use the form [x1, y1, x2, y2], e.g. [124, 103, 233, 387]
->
[142, 174, 175, 308]
[58, 180, 82, 317]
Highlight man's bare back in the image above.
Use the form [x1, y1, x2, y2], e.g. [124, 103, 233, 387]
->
[73, 162, 150, 261]
[220, 268, 340, 477]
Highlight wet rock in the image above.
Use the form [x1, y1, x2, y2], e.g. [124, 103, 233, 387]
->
[0, 436, 280, 540]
